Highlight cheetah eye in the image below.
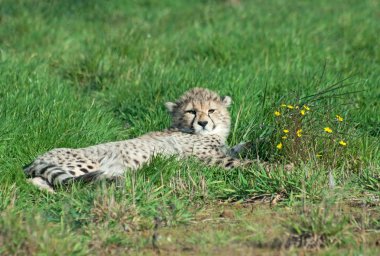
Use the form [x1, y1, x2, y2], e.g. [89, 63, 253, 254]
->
[185, 110, 196, 115]
[208, 109, 216, 114]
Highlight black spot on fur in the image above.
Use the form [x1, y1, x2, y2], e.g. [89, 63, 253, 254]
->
[77, 164, 82, 168]
[133, 159, 140, 165]
[88, 165, 94, 169]
[80, 168, 89, 173]
[225, 162, 234, 168]
[69, 171, 76, 175]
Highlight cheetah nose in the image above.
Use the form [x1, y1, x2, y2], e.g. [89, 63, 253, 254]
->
[198, 121, 208, 128]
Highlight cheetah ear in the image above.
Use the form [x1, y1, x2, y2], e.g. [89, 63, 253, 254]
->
[165, 102, 177, 113]
[222, 96, 232, 107]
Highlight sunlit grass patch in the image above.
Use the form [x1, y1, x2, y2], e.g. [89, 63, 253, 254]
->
[285, 203, 353, 249]
[0, 209, 89, 255]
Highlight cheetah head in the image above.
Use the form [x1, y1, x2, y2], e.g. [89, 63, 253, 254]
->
[165, 88, 232, 141]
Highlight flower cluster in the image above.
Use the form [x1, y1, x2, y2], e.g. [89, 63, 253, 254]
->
[274, 104, 311, 118]
[272, 102, 349, 164]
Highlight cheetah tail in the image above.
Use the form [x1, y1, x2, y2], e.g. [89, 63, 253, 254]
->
[23, 161, 35, 177]
[23, 162, 75, 185]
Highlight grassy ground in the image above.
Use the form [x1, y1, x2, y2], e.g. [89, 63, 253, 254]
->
[1, 0, 379, 255]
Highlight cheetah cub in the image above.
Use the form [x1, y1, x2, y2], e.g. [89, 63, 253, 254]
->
[24, 88, 252, 192]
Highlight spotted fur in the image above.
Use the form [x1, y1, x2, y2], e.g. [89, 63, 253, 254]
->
[24, 88, 253, 191]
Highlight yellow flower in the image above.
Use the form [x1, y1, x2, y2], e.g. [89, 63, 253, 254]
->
[276, 142, 283, 149]
[316, 153, 322, 158]
[282, 136, 288, 139]
[336, 115, 343, 122]
[300, 109, 306, 116]
[339, 140, 347, 146]
[324, 127, 333, 133]
[295, 106, 300, 109]
[287, 105, 294, 109]
[303, 105, 310, 111]
[280, 103, 287, 108]
[296, 129, 302, 137]
[274, 111, 281, 117]
[283, 129, 289, 133]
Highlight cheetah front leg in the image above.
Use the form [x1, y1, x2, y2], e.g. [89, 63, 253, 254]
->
[201, 153, 292, 172]
[199, 154, 253, 170]
[228, 141, 252, 157]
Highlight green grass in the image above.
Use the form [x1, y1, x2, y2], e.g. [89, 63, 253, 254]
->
[1, 0, 379, 254]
